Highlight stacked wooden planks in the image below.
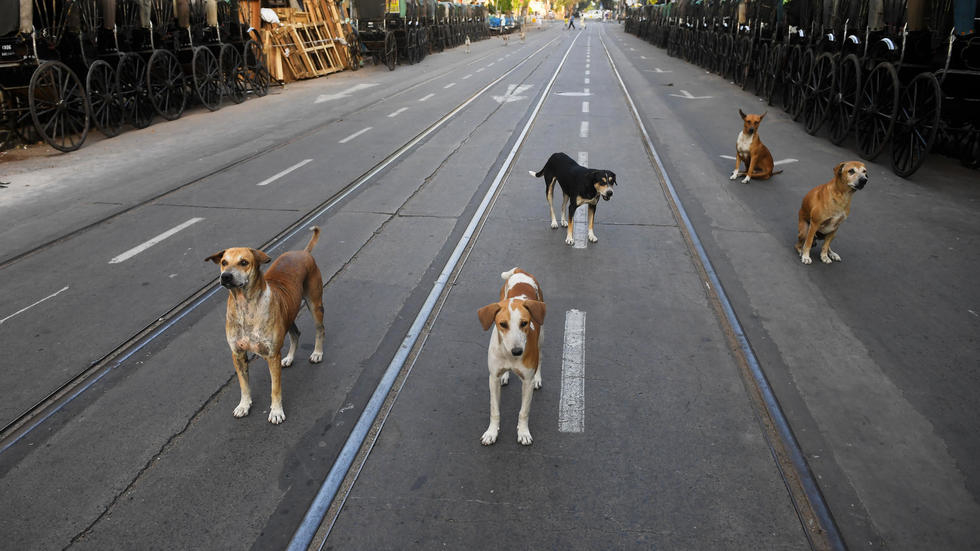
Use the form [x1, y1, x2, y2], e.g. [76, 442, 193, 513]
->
[260, 1, 355, 82]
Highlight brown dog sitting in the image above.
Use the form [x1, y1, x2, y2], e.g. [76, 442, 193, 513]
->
[731, 110, 782, 184]
[205, 227, 326, 424]
[795, 161, 869, 264]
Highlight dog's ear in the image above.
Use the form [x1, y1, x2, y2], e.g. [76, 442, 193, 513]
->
[478, 302, 502, 331]
[834, 162, 846, 178]
[251, 249, 271, 264]
[205, 251, 225, 264]
[760, 111, 767, 121]
[523, 300, 546, 326]
[739, 109, 747, 120]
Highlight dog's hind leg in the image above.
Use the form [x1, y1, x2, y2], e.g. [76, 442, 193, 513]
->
[232, 351, 252, 418]
[267, 355, 286, 424]
[560, 193, 570, 227]
[547, 178, 560, 229]
[282, 323, 300, 367]
[305, 279, 326, 363]
[587, 204, 598, 243]
[565, 203, 577, 245]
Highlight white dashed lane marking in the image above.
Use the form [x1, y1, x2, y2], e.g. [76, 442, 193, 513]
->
[558, 309, 586, 432]
[109, 218, 205, 264]
[256, 159, 313, 186]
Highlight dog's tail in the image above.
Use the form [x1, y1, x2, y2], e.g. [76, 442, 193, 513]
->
[528, 169, 543, 178]
[304, 226, 321, 253]
[772, 169, 783, 176]
[500, 267, 520, 281]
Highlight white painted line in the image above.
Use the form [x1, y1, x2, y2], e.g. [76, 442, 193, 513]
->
[586, 63, 590, 69]
[558, 309, 586, 432]
[640, 55, 646, 59]
[585, 70, 590, 76]
[419, 93, 435, 102]
[572, 203, 588, 248]
[584, 78, 590, 84]
[579, 121, 589, 138]
[256, 159, 313, 186]
[720, 155, 737, 160]
[109, 218, 205, 264]
[339, 127, 372, 144]
[462, 73, 472, 79]
[488, 62, 495, 67]
[584, 88, 590, 94]
[387, 107, 409, 118]
[0, 285, 69, 325]
[774, 158, 799, 166]
[497, 57, 503, 62]
[443, 82, 456, 89]
[582, 101, 589, 113]
[476, 67, 485, 72]
[578, 151, 588, 167]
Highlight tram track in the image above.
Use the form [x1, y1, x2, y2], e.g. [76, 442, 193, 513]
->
[0, 32, 563, 455]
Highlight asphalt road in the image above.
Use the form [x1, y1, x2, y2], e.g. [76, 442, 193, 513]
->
[0, 20, 977, 551]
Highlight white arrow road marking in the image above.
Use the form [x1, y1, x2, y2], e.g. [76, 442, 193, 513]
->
[109, 218, 205, 264]
[720, 155, 798, 166]
[669, 89, 713, 99]
[256, 159, 313, 186]
[559, 309, 586, 432]
[492, 84, 533, 103]
[315, 83, 378, 104]
[0, 286, 69, 325]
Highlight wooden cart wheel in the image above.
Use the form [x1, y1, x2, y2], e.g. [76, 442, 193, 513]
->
[781, 45, 800, 111]
[29, 60, 90, 152]
[829, 54, 861, 145]
[192, 47, 222, 111]
[419, 27, 428, 61]
[345, 31, 361, 70]
[117, 53, 153, 129]
[803, 52, 836, 135]
[244, 40, 271, 97]
[855, 61, 899, 160]
[219, 44, 247, 104]
[791, 48, 815, 121]
[890, 72, 942, 178]
[384, 32, 397, 71]
[147, 49, 187, 120]
[764, 44, 784, 106]
[86, 60, 124, 138]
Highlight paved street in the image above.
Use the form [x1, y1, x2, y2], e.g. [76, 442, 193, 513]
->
[0, 20, 978, 550]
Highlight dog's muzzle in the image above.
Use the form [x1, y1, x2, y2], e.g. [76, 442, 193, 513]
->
[220, 272, 242, 288]
[853, 177, 868, 190]
[511, 346, 523, 357]
[602, 191, 613, 201]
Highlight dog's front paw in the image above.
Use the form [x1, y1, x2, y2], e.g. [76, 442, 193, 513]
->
[827, 251, 842, 262]
[309, 351, 323, 363]
[560, 219, 569, 228]
[533, 376, 542, 390]
[233, 399, 251, 418]
[729, 170, 738, 180]
[481, 426, 499, 446]
[741, 175, 751, 184]
[820, 253, 835, 264]
[500, 372, 510, 386]
[281, 356, 294, 368]
[268, 407, 286, 424]
[517, 427, 533, 445]
[801, 255, 813, 265]
[588, 232, 598, 243]
[564, 235, 575, 246]
[550, 220, 559, 229]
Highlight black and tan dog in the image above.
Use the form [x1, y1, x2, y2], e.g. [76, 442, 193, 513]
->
[795, 161, 869, 264]
[205, 227, 326, 424]
[529, 152, 617, 245]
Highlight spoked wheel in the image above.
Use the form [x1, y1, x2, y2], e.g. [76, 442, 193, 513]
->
[345, 31, 361, 70]
[406, 30, 418, 64]
[803, 52, 836, 135]
[733, 37, 751, 87]
[244, 40, 271, 97]
[750, 42, 768, 94]
[28, 61, 90, 152]
[147, 49, 187, 120]
[192, 46, 222, 111]
[855, 61, 899, 160]
[781, 45, 801, 111]
[791, 48, 814, 121]
[717, 34, 733, 77]
[764, 44, 784, 106]
[86, 59, 124, 138]
[890, 72, 942, 178]
[419, 28, 428, 61]
[219, 44, 247, 104]
[384, 31, 397, 71]
[117, 53, 153, 129]
[829, 54, 861, 145]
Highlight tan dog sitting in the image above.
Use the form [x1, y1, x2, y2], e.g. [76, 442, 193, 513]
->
[795, 161, 869, 264]
[477, 268, 546, 446]
[205, 227, 326, 424]
[731, 110, 782, 184]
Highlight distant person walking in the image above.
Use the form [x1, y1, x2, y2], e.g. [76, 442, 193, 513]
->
[567, 11, 576, 30]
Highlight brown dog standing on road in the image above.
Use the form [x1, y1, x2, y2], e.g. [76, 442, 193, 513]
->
[205, 227, 326, 424]
[731, 110, 782, 184]
[795, 161, 869, 264]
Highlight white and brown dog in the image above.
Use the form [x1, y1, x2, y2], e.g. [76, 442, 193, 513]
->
[477, 268, 546, 446]
[205, 227, 326, 424]
[795, 161, 869, 264]
[731, 110, 782, 184]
